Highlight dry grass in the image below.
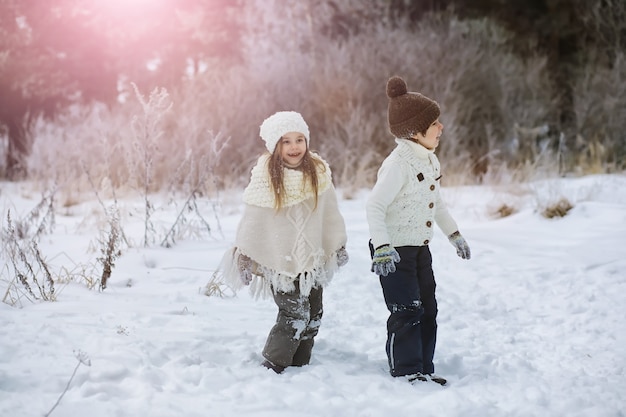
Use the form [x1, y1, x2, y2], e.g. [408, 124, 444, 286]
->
[203, 273, 234, 298]
[493, 203, 517, 218]
[541, 198, 574, 219]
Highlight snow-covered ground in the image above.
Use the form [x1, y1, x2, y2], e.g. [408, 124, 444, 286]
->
[1, 174, 625, 417]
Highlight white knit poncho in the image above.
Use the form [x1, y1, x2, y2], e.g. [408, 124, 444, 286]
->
[219, 153, 347, 299]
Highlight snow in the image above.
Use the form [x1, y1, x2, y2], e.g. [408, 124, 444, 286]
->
[1, 174, 625, 417]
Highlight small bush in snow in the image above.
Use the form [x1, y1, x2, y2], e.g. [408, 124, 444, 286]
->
[541, 198, 574, 219]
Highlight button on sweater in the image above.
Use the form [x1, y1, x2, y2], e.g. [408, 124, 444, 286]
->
[366, 139, 458, 249]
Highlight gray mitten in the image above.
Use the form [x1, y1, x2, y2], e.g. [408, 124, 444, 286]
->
[336, 246, 349, 267]
[371, 244, 401, 276]
[237, 254, 254, 285]
[448, 231, 471, 260]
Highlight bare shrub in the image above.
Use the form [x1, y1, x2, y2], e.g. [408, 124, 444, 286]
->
[6, 187, 57, 240]
[27, 103, 133, 195]
[576, 0, 626, 172]
[493, 203, 517, 219]
[574, 53, 626, 173]
[541, 198, 574, 219]
[97, 205, 122, 290]
[161, 130, 230, 247]
[316, 103, 381, 199]
[167, 65, 272, 188]
[529, 176, 576, 219]
[1, 211, 56, 306]
[1, 186, 59, 306]
[125, 84, 173, 247]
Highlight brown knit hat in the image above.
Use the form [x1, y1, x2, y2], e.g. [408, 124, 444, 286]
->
[386, 76, 440, 138]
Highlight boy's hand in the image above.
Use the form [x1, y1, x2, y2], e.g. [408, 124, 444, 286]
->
[371, 244, 401, 276]
[448, 231, 471, 260]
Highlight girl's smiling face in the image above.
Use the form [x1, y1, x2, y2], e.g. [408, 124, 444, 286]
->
[279, 131, 307, 167]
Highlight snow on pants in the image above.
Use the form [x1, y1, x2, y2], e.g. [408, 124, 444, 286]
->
[262, 283, 323, 368]
[371, 242, 438, 377]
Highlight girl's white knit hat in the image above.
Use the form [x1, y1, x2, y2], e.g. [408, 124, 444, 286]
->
[259, 111, 310, 153]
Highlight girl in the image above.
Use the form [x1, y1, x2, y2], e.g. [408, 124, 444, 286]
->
[366, 76, 471, 385]
[220, 111, 348, 374]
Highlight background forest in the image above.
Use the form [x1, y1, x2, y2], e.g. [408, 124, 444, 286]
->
[1, 0, 625, 199]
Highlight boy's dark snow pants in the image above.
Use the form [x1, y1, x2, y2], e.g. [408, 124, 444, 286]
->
[262, 283, 323, 368]
[371, 243, 438, 377]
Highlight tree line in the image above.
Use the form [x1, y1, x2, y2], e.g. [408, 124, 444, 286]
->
[1, 0, 624, 183]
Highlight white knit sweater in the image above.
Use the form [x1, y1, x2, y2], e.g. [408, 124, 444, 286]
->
[366, 139, 458, 249]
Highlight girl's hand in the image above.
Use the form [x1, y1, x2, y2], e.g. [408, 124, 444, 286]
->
[237, 254, 254, 285]
[336, 246, 349, 267]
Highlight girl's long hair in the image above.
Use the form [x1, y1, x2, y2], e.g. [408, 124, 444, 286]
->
[267, 142, 326, 211]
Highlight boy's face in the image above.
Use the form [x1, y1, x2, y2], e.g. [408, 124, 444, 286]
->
[413, 119, 443, 150]
[278, 131, 307, 167]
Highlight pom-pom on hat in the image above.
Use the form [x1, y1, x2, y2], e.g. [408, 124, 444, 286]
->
[259, 111, 310, 153]
[386, 76, 440, 138]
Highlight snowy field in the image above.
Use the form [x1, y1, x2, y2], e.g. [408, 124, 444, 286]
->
[1, 174, 625, 417]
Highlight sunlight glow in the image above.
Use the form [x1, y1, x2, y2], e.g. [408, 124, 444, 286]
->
[94, 0, 169, 18]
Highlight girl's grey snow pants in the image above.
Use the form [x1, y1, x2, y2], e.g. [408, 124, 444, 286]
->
[262, 282, 323, 368]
